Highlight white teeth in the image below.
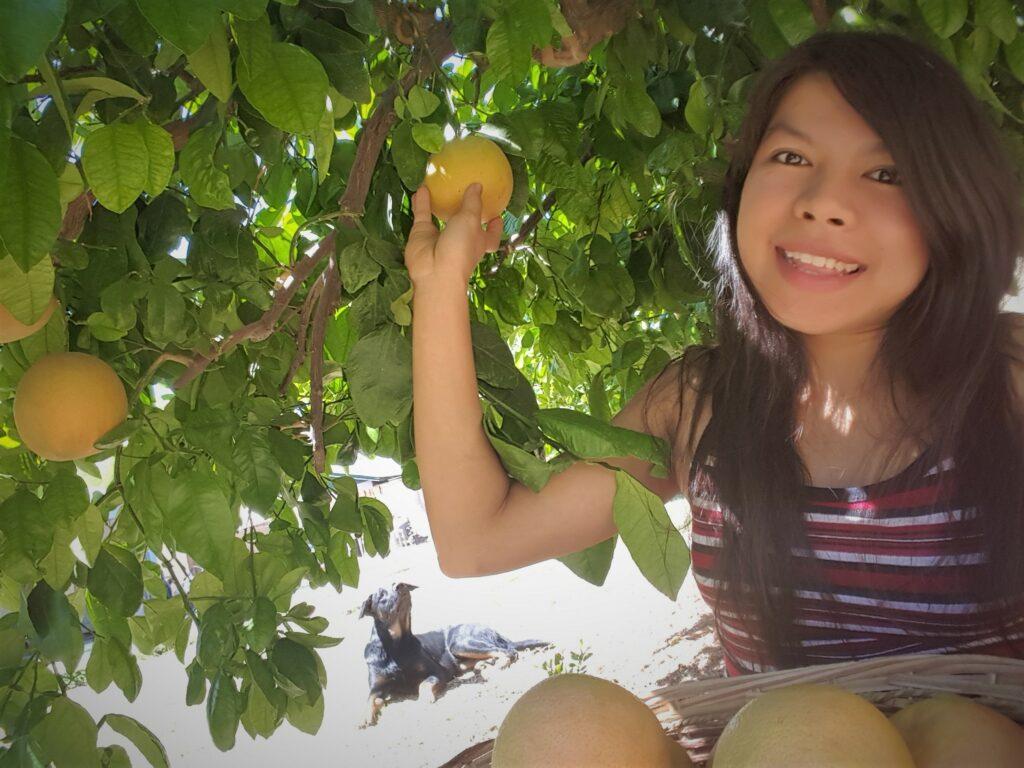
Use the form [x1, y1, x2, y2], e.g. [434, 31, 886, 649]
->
[783, 250, 860, 274]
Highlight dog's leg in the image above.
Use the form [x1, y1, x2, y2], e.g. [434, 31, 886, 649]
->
[361, 694, 385, 728]
[426, 675, 446, 702]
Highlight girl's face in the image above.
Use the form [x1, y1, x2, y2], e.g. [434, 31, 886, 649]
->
[736, 72, 930, 337]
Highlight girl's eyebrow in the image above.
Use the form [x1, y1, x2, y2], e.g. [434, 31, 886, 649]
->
[764, 120, 891, 156]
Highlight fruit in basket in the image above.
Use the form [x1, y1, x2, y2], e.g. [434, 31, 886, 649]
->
[710, 683, 915, 767]
[423, 134, 513, 223]
[13, 352, 128, 461]
[889, 692, 1024, 767]
[491, 673, 688, 767]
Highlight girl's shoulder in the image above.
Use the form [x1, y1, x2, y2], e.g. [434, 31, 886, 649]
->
[649, 345, 716, 502]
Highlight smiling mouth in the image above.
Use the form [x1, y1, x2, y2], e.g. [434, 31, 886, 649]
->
[776, 247, 865, 277]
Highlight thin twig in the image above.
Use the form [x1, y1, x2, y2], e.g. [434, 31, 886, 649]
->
[173, 21, 456, 391]
[310, 253, 342, 473]
[131, 352, 191, 402]
[280, 275, 325, 396]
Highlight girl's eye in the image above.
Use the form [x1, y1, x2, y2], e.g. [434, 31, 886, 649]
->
[768, 150, 901, 186]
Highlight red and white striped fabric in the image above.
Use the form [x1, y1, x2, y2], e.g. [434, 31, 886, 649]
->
[687, 449, 1024, 676]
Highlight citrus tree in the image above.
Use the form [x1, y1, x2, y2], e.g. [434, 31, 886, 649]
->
[1, 0, 1022, 763]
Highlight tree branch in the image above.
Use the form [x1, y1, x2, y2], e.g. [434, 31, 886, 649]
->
[309, 253, 342, 473]
[498, 192, 557, 260]
[173, 20, 457, 392]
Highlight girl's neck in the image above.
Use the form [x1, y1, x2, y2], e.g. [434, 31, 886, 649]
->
[796, 328, 912, 440]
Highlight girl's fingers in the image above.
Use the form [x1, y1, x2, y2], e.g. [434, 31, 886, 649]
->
[484, 217, 503, 252]
[411, 186, 432, 224]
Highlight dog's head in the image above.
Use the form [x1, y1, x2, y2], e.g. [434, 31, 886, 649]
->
[358, 582, 417, 635]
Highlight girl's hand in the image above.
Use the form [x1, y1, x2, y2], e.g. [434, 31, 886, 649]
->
[404, 183, 503, 287]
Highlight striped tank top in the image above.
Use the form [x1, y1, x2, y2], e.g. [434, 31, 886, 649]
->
[687, 432, 1024, 677]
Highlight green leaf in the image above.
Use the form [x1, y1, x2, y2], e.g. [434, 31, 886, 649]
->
[328, 476, 360, 532]
[612, 471, 689, 600]
[31, 697, 100, 768]
[247, 597, 277, 652]
[73, 506, 105, 567]
[179, 124, 235, 210]
[231, 429, 280, 513]
[684, 78, 710, 137]
[917, 0, 968, 39]
[345, 324, 413, 428]
[134, 0, 221, 54]
[187, 22, 234, 102]
[471, 320, 521, 389]
[197, 601, 239, 670]
[0, 135, 61, 271]
[132, 120, 175, 197]
[100, 745, 132, 768]
[765, 0, 818, 47]
[338, 239, 381, 293]
[106, 636, 142, 702]
[164, 468, 238, 578]
[186, 659, 207, 705]
[411, 122, 445, 154]
[39, 522, 77, 590]
[314, 96, 334, 179]
[82, 123, 149, 214]
[0, 255, 54, 324]
[271, 637, 320, 705]
[214, 0, 267, 20]
[389, 121, 428, 190]
[326, 531, 359, 587]
[21, 581, 83, 671]
[485, 427, 553, 493]
[537, 408, 670, 478]
[207, 671, 241, 751]
[0, 0, 68, 82]
[99, 714, 169, 768]
[359, 497, 392, 558]
[236, 34, 328, 134]
[87, 637, 113, 693]
[88, 544, 144, 618]
[284, 688, 324, 734]
[406, 85, 440, 119]
[241, 678, 282, 738]
[144, 281, 187, 346]
[558, 535, 616, 586]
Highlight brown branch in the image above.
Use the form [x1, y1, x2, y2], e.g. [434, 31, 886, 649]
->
[58, 190, 95, 242]
[173, 20, 456, 393]
[280, 275, 325, 396]
[172, 234, 336, 389]
[498, 192, 557, 261]
[309, 253, 342, 473]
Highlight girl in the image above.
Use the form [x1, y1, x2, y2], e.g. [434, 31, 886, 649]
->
[404, 29, 1024, 676]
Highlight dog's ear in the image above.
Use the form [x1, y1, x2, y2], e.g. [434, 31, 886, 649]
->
[358, 594, 374, 618]
[397, 582, 417, 592]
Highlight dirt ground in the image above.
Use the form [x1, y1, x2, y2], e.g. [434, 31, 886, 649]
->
[74, 521, 723, 768]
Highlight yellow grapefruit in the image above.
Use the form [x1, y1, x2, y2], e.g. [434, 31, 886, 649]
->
[0, 296, 58, 343]
[890, 693, 1024, 767]
[14, 352, 128, 461]
[491, 673, 685, 767]
[423, 134, 513, 222]
[711, 683, 915, 767]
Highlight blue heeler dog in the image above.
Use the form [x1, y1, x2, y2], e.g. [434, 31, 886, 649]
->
[359, 582, 551, 726]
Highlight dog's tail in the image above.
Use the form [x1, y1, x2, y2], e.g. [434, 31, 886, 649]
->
[513, 639, 554, 651]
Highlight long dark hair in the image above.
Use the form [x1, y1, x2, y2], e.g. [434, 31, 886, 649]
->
[644, 29, 1024, 670]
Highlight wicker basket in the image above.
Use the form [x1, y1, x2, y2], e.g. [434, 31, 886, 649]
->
[439, 652, 1024, 767]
